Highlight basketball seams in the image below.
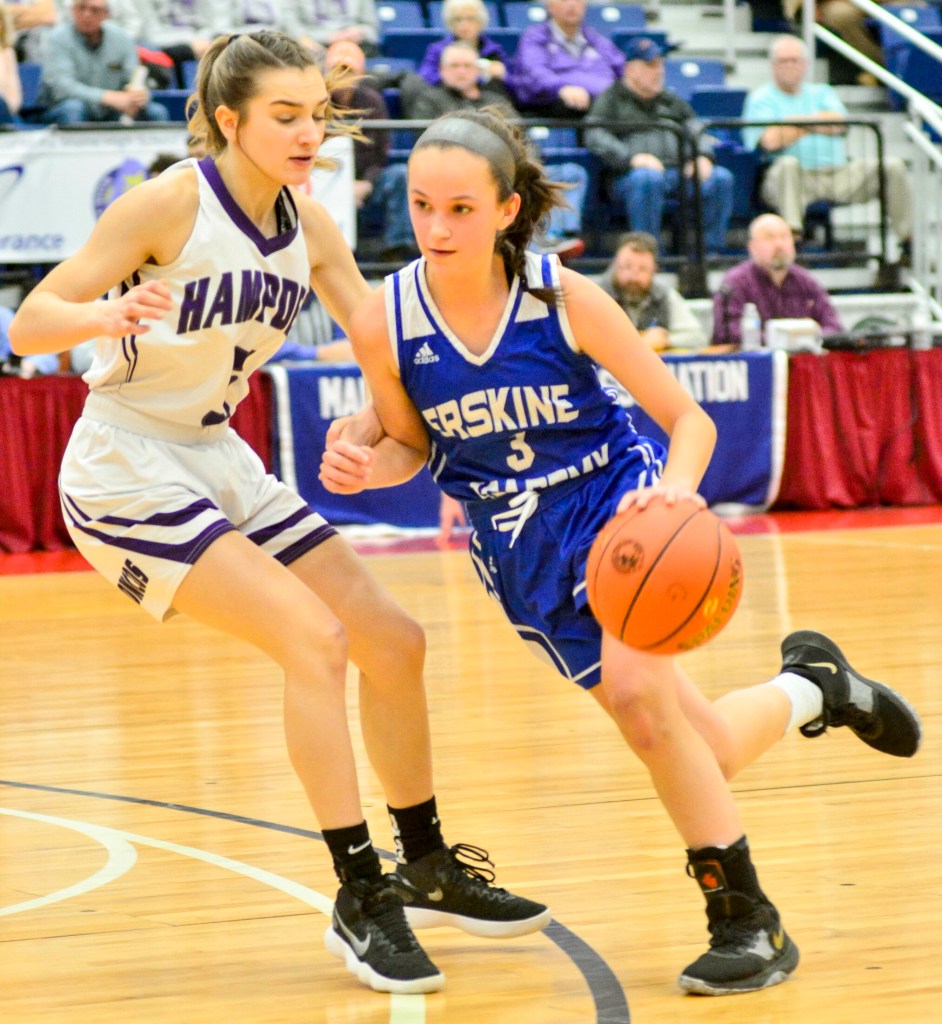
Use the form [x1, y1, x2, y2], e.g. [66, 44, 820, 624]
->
[618, 506, 703, 643]
[586, 502, 743, 655]
[639, 515, 723, 651]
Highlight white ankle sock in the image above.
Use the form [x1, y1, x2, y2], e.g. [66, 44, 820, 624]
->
[767, 672, 825, 734]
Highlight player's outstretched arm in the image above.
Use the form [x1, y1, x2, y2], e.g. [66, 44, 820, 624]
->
[9, 172, 191, 355]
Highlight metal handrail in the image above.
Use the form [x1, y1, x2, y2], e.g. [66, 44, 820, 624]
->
[696, 116, 890, 268]
[812, 24, 942, 138]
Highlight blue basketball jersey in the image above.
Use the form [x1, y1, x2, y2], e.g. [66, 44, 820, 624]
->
[389, 252, 650, 533]
[387, 251, 667, 689]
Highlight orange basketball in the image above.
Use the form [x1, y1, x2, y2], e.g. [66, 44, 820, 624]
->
[585, 500, 744, 655]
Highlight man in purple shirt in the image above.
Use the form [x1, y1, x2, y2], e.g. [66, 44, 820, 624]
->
[507, 0, 625, 118]
[713, 213, 844, 345]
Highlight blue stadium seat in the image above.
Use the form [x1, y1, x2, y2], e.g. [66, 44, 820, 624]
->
[882, 4, 941, 53]
[376, 0, 427, 31]
[482, 26, 522, 56]
[690, 85, 748, 144]
[610, 28, 670, 54]
[528, 125, 579, 149]
[151, 89, 190, 122]
[500, 2, 548, 30]
[382, 87, 402, 119]
[888, 27, 942, 108]
[181, 59, 199, 90]
[18, 62, 43, 115]
[711, 144, 762, 222]
[583, 4, 646, 35]
[426, 0, 500, 28]
[664, 57, 725, 102]
[380, 27, 446, 63]
[367, 55, 420, 75]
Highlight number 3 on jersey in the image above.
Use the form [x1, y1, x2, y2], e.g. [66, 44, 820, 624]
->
[507, 431, 535, 471]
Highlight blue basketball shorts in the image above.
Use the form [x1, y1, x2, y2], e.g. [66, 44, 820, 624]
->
[467, 441, 666, 690]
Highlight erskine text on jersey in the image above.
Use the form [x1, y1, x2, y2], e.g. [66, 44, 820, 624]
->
[421, 383, 578, 439]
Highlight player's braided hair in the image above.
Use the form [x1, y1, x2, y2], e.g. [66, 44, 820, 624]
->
[412, 108, 569, 304]
[187, 30, 360, 160]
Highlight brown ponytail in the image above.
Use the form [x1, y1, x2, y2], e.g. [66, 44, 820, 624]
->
[187, 30, 361, 161]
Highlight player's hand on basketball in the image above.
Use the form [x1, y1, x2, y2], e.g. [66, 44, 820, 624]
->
[617, 483, 706, 514]
[101, 280, 173, 337]
[319, 439, 375, 494]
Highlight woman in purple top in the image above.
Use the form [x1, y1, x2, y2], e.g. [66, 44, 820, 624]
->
[418, 0, 508, 87]
[508, 0, 626, 117]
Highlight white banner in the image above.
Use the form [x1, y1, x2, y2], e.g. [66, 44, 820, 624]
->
[0, 128, 355, 264]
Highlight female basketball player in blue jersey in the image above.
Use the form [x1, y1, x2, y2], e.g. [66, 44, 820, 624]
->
[319, 107, 923, 997]
[9, 34, 551, 996]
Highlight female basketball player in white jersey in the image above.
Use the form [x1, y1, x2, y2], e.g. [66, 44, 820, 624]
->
[9, 33, 550, 996]
[319, 107, 923, 997]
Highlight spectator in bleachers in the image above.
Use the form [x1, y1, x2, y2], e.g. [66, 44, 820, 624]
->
[585, 37, 735, 254]
[208, 0, 285, 35]
[417, 0, 508, 88]
[0, 3, 23, 122]
[785, 0, 884, 82]
[712, 212, 843, 345]
[282, 0, 380, 58]
[7, 0, 57, 63]
[744, 34, 911, 248]
[507, 0, 624, 118]
[108, 0, 214, 88]
[40, 1, 170, 124]
[596, 231, 707, 350]
[326, 39, 419, 262]
[408, 40, 587, 259]
[407, 39, 513, 118]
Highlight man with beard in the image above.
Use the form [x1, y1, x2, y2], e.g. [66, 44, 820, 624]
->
[712, 213, 843, 346]
[597, 232, 706, 351]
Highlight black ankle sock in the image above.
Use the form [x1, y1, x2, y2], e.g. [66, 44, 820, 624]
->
[388, 796, 447, 863]
[323, 821, 383, 885]
[686, 836, 766, 917]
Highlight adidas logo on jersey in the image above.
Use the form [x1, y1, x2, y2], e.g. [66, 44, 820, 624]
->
[414, 342, 439, 365]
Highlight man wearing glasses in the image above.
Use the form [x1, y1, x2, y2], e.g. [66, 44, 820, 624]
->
[40, 1, 169, 124]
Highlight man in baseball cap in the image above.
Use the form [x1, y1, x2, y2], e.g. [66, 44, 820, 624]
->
[585, 36, 735, 253]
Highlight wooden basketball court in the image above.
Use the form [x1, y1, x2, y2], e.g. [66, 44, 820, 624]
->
[1, 510, 940, 1023]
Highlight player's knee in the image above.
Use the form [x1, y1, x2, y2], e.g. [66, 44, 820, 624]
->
[280, 604, 349, 681]
[605, 683, 666, 751]
[386, 608, 426, 668]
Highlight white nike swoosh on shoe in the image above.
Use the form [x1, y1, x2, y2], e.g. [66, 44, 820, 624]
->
[806, 661, 839, 674]
[335, 914, 372, 957]
[347, 839, 372, 855]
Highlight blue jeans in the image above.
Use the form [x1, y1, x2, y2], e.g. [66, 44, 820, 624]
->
[42, 98, 171, 126]
[359, 162, 415, 250]
[611, 164, 735, 252]
[545, 161, 588, 238]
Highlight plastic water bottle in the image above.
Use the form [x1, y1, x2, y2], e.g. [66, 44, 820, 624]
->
[739, 303, 762, 352]
[911, 295, 932, 351]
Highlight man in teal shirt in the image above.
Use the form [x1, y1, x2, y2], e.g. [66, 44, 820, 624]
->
[744, 34, 911, 247]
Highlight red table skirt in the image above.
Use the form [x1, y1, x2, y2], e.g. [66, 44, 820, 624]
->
[0, 372, 272, 553]
[3, 350, 942, 552]
[775, 348, 942, 510]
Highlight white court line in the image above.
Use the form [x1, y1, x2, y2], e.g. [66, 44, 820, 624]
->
[0, 807, 425, 1024]
[0, 808, 138, 917]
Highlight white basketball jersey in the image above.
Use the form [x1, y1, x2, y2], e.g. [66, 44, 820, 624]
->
[82, 157, 311, 439]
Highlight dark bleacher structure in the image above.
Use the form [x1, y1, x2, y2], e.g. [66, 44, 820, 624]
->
[5, 2, 903, 284]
